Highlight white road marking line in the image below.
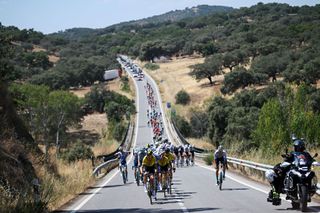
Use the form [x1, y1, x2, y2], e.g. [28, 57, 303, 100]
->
[71, 170, 119, 213]
[71, 60, 140, 212]
[172, 187, 189, 213]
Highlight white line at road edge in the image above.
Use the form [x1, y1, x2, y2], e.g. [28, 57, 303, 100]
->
[71, 61, 140, 213]
[197, 163, 320, 213]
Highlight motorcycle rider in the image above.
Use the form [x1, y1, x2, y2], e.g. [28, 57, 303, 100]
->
[266, 136, 315, 206]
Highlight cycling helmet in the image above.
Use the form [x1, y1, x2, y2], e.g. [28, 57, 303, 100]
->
[265, 169, 277, 183]
[293, 139, 305, 152]
[147, 149, 153, 155]
[119, 147, 123, 151]
[165, 147, 170, 153]
[146, 144, 150, 149]
[218, 145, 223, 151]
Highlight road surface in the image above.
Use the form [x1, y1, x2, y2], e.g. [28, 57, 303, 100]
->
[57, 57, 320, 213]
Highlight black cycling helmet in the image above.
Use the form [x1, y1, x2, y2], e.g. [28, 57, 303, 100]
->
[293, 139, 305, 152]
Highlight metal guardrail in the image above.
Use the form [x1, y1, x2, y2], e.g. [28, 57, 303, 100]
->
[92, 159, 118, 176]
[227, 157, 273, 172]
[92, 121, 135, 177]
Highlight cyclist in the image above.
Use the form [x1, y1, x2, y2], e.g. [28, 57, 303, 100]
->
[164, 147, 176, 181]
[132, 148, 139, 183]
[138, 147, 147, 176]
[157, 150, 170, 190]
[173, 145, 179, 167]
[115, 147, 130, 182]
[142, 149, 157, 196]
[185, 144, 190, 166]
[214, 145, 228, 185]
[190, 145, 195, 165]
[179, 145, 184, 166]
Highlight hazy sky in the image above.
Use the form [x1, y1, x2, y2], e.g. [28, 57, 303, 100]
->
[0, 0, 318, 34]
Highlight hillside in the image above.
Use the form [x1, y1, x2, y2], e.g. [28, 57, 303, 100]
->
[111, 5, 233, 28]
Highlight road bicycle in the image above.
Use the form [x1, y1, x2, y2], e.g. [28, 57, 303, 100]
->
[217, 163, 225, 190]
[145, 173, 156, 204]
[133, 166, 140, 186]
[119, 164, 127, 184]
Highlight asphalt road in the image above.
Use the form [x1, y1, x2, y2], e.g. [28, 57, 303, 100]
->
[58, 58, 320, 213]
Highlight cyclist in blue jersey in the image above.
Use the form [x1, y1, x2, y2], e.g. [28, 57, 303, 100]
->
[115, 147, 130, 182]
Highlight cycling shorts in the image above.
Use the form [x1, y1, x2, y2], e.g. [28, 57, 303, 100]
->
[144, 166, 155, 174]
[160, 165, 168, 172]
[215, 157, 226, 169]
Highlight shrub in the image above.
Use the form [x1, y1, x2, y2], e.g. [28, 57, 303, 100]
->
[112, 122, 126, 141]
[61, 141, 93, 163]
[120, 76, 130, 92]
[144, 63, 159, 70]
[175, 90, 190, 105]
[204, 153, 214, 165]
[174, 115, 192, 138]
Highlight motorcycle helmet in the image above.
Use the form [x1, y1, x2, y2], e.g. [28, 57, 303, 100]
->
[293, 139, 305, 152]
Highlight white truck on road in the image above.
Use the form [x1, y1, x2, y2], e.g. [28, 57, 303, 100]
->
[103, 69, 121, 80]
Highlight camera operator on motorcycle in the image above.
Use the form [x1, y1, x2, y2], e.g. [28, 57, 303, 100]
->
[214, 145, 228, 185]
[266, 135, 317, 207]
[115, 147, 130, 182]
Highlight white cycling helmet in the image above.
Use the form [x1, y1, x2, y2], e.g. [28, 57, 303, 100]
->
[265, 169, 277, 183]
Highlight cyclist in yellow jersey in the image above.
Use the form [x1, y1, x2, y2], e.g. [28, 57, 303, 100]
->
[142, 149, 156, 192]
[164, 147, 175, 181]
[158, 151, 170, 190]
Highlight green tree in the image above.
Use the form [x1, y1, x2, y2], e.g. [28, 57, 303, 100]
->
[48, 90, 82, 156]
[189, 55, 222, 85]
[175, 90, 191, 105]
[221, 67, 255, 94]
[222, 49, 248, 71]
[252, 99, 290, 154]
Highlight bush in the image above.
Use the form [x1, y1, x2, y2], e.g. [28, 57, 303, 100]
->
[111, 122, 126, 141]
[61, 141, 93, 163]
[174, 115, 192, 138]
[144, 63, 159, 70]
[120, 76, 130, 92]
[204, 153, 214, 165]
[175, 90, 191, 105]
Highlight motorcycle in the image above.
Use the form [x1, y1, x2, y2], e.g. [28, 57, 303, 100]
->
[280, 152, 319, 212]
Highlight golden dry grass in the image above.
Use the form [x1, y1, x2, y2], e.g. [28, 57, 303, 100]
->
[137, 57, 223, 108]
[136, 56, 220, 148]
[187, 138, 215, 150]
[38, 158, 94, 210]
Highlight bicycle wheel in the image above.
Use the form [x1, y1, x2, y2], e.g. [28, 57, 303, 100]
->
[219, 171, 223, 190]
[136, 170, 140, 186]
[122, 170, 127, 184]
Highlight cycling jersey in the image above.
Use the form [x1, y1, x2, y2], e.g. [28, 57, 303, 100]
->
[158, 156, 170, 167]
[116, 151, 129, 165]
[142, 155, 156, 167]
[164, 152, 175, 162]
